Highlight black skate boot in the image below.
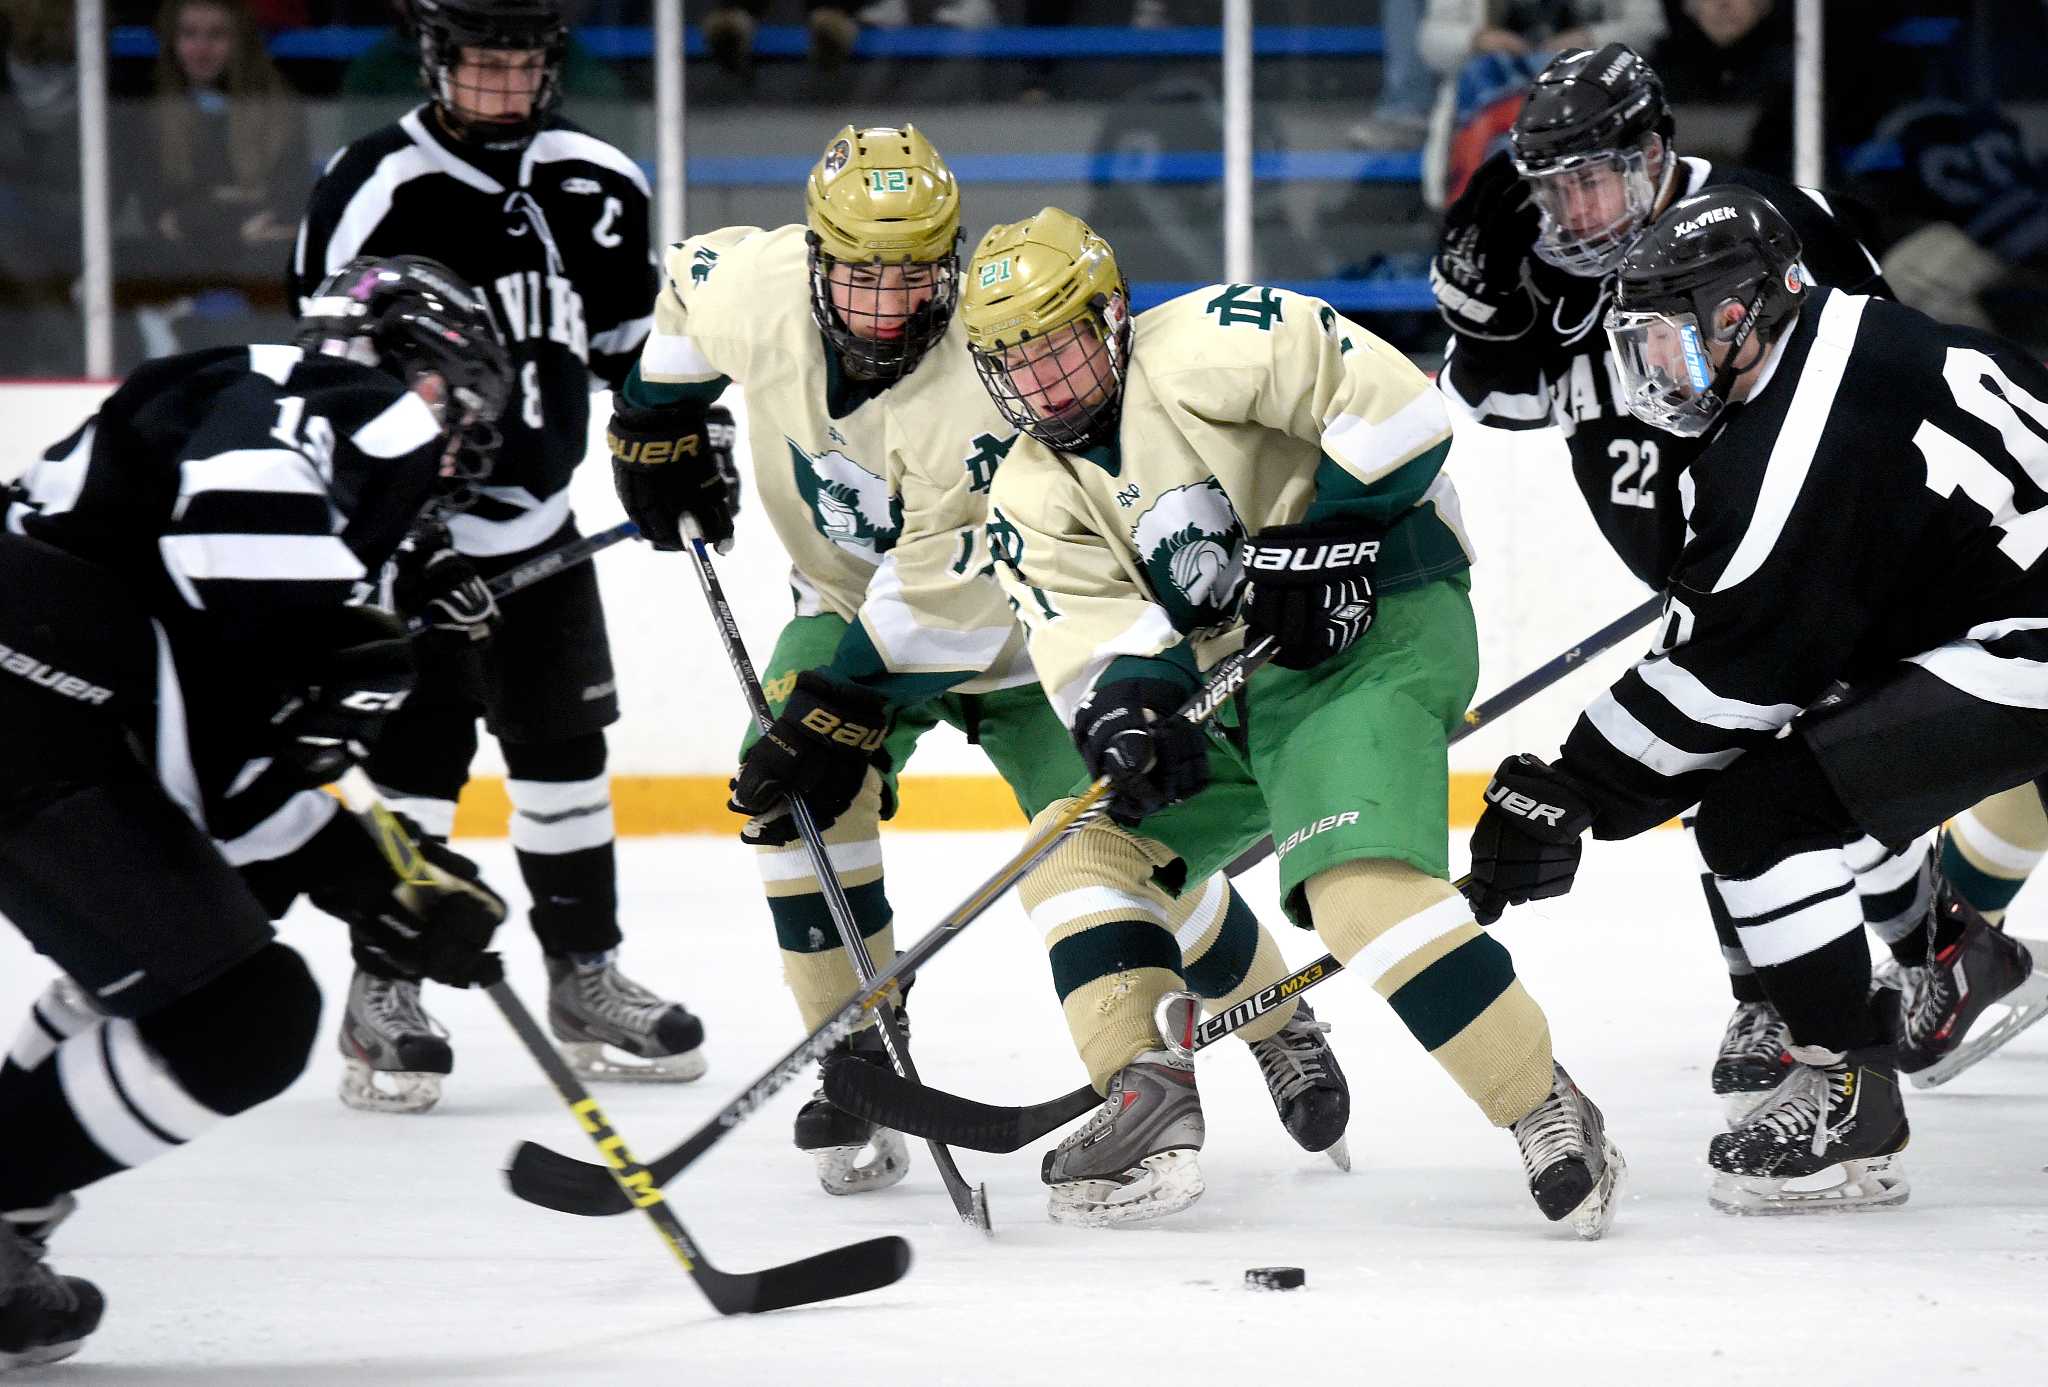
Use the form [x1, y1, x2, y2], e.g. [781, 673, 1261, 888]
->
[802, 1024, 910, 1196]
[1896, 888, 2039, 1082]
[545, 951, 707, 1082]
[0, 1195, 104, 1372]
[1708, 1043, 1909, 1214]
[1247, 1002, 1352, 1170]
[1508, 1063, 1626, 1240]
[1712, 999, 1791, 1125]
[337, 969, 454, 1114]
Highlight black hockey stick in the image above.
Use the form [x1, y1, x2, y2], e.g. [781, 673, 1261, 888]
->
[1220, 590, 1666, 876]
[331, 768, 910, 1314]
[403, 521, 640, 635]
[502, 637, 1280, 1218]
[825, 592, 1668, 1150]
[673, 518, 992, 1234]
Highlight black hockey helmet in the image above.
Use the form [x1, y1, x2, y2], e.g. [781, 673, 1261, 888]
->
[1510, 44, 1677, 276]
[412, 0, 567, 146]
[297, 255, 513, 507]
[1603, 188, 1808, 437]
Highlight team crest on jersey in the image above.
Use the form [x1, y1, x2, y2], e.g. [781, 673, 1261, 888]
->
[1132, 478, 1246, 632]
[788, 439, 902, 563]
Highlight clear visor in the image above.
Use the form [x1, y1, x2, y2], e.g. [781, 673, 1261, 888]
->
[1525, 144, 1662, 276]
[1604, 307, 1724, 437]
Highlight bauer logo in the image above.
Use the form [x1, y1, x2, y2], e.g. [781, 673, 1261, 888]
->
[0, 642, 115, 705]
[1275, 811, 1359, 858]
[1483, 784, 1567, 826]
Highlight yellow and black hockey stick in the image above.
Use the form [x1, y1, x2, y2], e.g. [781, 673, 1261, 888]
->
[333, 767, 911, 1314]
[501, 637, 1280, 1218]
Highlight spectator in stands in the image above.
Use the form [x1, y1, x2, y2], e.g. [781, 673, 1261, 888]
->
[1653, 0, 1788, 103]
[1350, 0, 1434, 151]
[1417, 0, 1666, 205]
[140, 0, 307, 291]
[700, 4, 861, 79]
[0, 0, 80, 313]
[345, 0, 625, 104]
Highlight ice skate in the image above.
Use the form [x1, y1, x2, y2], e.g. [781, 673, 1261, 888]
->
[1712, 999, 1791, 1125]
[1247, 1002, 1352, 1170]
[1508, 1063, 1625, 1240]
[802, 1025, 910, 1196]
[1042, 1050, 1204, 1228]
[337, 969, 453, 1114]
[545, 951, 706, 1082]
[1894, 891, 2043, 1086]
[1707, 1043, 1909, 1215]
[0, 1195, 104, 1372]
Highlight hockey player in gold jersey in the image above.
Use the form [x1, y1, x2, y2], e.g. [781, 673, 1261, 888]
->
[963, 207, 1625, 1235]
[606, 127, 1351, 1211]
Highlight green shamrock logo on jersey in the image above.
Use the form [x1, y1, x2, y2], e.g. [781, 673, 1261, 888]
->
[1132, 478, 1246, 633]
[788, 439, 902, 563]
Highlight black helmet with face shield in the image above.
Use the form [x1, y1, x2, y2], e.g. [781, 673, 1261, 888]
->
[1604, 188, 1808, 438]
[1509, 43, 1676, 277]
[296, 255, 513, 511]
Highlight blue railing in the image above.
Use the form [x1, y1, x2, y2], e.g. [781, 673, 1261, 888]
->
[676, 150, 1422, 186]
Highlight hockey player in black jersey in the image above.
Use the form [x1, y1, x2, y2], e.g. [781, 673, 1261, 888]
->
[1428, 42, 1963, 1121]
[0, 257, 512, 1369]
[1463, 187, 2048, 1213]
[290, 0, 708, 1098]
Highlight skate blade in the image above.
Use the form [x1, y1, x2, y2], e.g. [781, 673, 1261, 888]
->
[1707, 1153, 1910, 1215]
[558, 1040, 707, 1083]
[338, 1061, 443, 1114]
[1324, 1137, 1352, 1173]
[1046, 1148, 1204, 1229]
[1911, 944, 2048, 1088]
[810, 1129, 911, 1196]
[1567, 1137, 1627, 1241]
[0, 1337, 89, 1371]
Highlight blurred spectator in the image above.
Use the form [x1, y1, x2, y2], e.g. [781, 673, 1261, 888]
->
[1350, 0, 1432, 151]
[345, 0, 625, 101]
[1417, 0, 1666, 206]
[703, 4, 860, 78]
[1654, 0, 1789, 103]
[1846, 100, 2048, 356]
[140, 0, 306, 278]
[1, 0, 82, 305]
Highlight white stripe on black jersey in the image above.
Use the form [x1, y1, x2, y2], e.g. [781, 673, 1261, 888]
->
[292, 107, 656, 559]
[1557, 287, 2048, 836]
[1438, 155, 1891, 586]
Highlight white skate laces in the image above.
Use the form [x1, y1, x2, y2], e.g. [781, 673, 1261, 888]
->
[1250, 1011, 1331, 1108]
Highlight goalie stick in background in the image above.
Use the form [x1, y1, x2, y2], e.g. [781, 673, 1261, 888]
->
[291, 0, 710, 1101]
[607, 122, 1352, 1222]
[0, 258, 511, 1371]
[1463, 188, 2048, 1214]
[1422, 42, 2048, 1118]
[960, 205, 1624, 1239]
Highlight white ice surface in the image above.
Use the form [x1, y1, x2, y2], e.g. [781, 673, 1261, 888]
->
[6, 829, 2048, 1385]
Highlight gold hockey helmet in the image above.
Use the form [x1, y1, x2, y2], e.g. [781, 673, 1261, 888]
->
[804, 124, 961, 381]
[961, 206, 1131, 452]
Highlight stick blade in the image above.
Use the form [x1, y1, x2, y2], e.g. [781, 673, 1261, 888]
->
[702, 1235, 913, 1315]
[505, 1141, 634, 1217]
[823, 1057, 1097, 1154]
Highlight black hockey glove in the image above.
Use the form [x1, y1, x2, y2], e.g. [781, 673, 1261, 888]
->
[1074, 674, 1210, 827]
[312, 823, 506, 988]
[1432, 151, 1551, 345]
[390, 523, 497, 641]
[271, 609, 417, 790]
[729, 670, 889, 846]
[608, 400, 740, 552]
[1241, 518, 1378, 671]
[1463, 754, 1597, 926]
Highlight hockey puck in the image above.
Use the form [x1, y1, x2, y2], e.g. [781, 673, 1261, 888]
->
[1244, 1266, 1305, 1291]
